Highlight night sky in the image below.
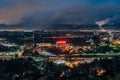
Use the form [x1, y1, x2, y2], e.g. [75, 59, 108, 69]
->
[0, 0, 120, 28]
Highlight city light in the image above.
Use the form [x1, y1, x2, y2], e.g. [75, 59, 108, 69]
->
[0, 0, 120, 79]
[56, 40, 66, 44]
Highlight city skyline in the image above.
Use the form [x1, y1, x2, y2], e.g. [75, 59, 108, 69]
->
[0, 1, 120, 79]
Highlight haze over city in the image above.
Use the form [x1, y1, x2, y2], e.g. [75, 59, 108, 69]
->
[0, 0, 120, 29]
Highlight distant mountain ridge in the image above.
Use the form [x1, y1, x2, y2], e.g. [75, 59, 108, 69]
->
[0, 24, 120, 30]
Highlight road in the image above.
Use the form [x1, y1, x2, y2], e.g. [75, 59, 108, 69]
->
[0, 53, 120, 60]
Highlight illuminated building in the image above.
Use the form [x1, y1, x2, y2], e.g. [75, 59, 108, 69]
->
[56, 40, 67, 49]
[34, 43, 52, 52]
[36, 43, 52, 47]
[111, 40, 120, 45]
[93, 30, 99, 36]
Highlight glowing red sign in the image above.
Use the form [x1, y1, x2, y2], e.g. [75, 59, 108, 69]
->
[56, 40, 66, 44]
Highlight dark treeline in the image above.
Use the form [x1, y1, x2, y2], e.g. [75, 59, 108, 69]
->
[0, 57, 120, 80]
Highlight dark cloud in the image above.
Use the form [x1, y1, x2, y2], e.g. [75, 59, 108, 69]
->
[0, 0, 120, 29]
[21, 4, 120, 25]
[0, 0, 42, 24]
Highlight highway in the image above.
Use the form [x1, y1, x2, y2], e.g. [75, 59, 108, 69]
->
[0, 53, 120, 60]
